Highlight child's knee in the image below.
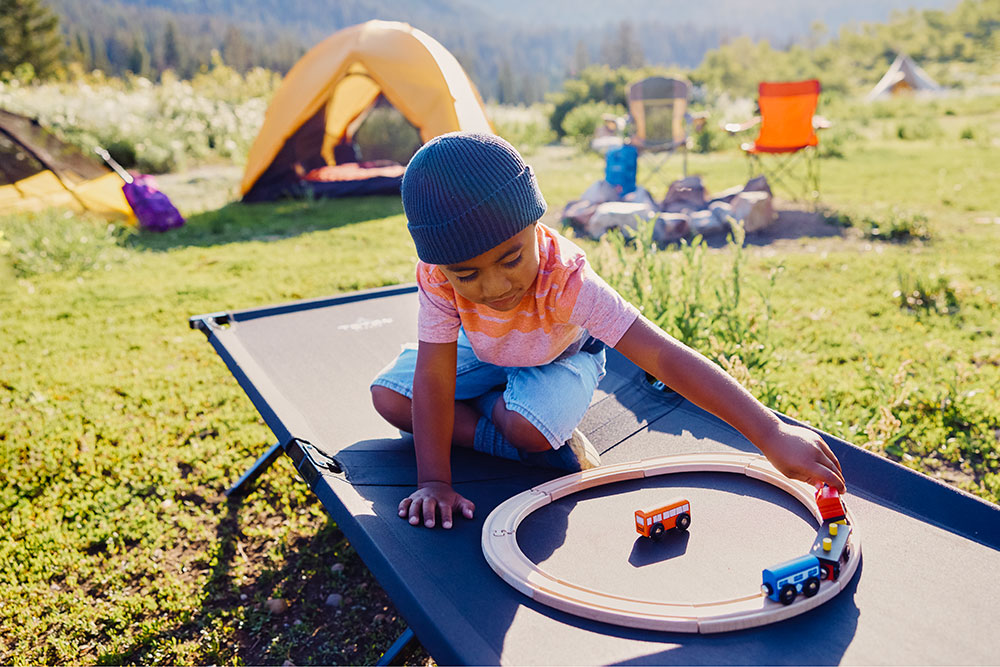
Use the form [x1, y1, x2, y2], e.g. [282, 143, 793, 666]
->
[371, 386, 412, 431]
[492, 400, 551, 453]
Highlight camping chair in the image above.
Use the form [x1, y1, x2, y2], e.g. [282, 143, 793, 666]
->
[189, 284, 1000, 665]
[626, 77, 691, 191]
[725, 79, 823, 205]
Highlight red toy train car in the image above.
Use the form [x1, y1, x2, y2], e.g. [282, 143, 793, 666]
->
[816, 483, 847, 524]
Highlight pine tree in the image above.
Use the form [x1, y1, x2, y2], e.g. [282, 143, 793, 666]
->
[0, 0, 66, 78]
[126, 31, 150, 76]
[221, 26, 251, 72]
[162, 20, 181, 72]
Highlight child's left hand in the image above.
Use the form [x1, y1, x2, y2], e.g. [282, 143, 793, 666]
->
[758, 422, 846, 493]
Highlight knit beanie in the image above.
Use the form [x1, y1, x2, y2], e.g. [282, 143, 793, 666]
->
[402, 132, 547, 265]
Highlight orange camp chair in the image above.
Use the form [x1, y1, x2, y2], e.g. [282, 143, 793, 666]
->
[726, 79, 823, 205]
[626, 76, 690, 191]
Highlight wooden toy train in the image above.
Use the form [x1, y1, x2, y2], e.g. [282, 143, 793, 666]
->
[634, 484, 852, 606]
[761, 484, 853, 605]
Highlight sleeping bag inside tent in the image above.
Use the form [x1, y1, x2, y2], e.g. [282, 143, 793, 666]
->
[241, 20, 492, 202]
[0, 109, 132, 219]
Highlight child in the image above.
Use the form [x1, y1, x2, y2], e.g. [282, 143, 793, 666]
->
[371, 132, 844, 530]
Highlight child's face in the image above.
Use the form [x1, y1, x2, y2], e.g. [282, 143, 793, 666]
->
[439, 224, 540, 311]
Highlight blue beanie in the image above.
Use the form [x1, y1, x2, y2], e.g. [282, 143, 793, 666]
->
[402, 132, 547, 265]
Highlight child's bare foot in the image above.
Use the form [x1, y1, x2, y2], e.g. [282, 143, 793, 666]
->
[565, 428, 601, 470]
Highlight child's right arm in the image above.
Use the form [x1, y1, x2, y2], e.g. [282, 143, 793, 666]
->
[397, 340, 476, 529]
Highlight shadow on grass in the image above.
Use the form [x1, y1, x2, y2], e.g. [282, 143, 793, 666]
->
[96, 488, 412, 666]
[128, 195, 405, 252]
[702, 207, 845, 249]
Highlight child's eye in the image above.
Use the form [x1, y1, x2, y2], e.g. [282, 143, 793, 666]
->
[502, 254, 523, 269]
[455, 272, 477, 283]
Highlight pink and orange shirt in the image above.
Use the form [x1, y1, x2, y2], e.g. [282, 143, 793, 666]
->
[416, 224, 640, 367]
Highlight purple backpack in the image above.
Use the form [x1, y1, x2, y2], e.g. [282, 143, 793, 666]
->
[123, 174, 185, 232]
[94, 147, 184, 232]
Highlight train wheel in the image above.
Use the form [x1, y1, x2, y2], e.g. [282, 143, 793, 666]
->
[803, 577, 820, 597]
[651, 523, 665, 540]
[821, 563, 834, 581]
[675, 513, 690, 532]
[779, 584, 797, 605]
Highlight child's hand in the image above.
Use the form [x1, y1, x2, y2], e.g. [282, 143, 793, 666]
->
[759, 422, 846, 493]
[398, 481, 475, 529]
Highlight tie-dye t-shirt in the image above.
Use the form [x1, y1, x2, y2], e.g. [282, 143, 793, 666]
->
[416, 224, 640, 367]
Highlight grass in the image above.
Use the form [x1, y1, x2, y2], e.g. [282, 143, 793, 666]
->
[2, 94, 1000, 664]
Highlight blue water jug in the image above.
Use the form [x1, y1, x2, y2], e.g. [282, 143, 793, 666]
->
[605, 143, 637, 195]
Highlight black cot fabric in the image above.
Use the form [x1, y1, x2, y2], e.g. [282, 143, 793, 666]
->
[192, 285, 1000, 665]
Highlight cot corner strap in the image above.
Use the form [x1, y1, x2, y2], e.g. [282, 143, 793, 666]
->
[286, 437, 345, 488]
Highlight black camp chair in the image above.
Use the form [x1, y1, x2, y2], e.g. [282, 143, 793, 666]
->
[191, 284, 1000, 664]
[626, 77, 691, 191]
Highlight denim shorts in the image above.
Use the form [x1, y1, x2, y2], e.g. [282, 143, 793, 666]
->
[370, 329, 607, 448]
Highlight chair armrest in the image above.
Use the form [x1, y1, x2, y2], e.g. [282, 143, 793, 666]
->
[723, 116, 760, 134]
[813, 115, 833, 130]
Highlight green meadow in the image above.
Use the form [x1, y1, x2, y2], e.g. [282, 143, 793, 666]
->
[2, 93, 999, 664]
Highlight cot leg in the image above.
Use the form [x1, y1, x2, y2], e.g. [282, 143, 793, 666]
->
[376, 627, 418, 666]
[226, 441, 284, 497]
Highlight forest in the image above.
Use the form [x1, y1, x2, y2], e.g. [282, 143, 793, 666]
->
[5, 0, 993, 104]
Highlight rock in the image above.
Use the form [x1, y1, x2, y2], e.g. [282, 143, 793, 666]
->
[690, 209, 730, 237]
[660, 175, 707, 212]
[265, 598, 289, 615]
[373, 613, 388, 623]
[743, 175, 773, 196]
[561, 199, 599, 232]
[325, 593, 343, 608]
[729, 190, 776, 232]
[585, 201, 657, 239]
[709, 200, 733, 216]
[621, 185, 657, 209]
[710, 201, 736, 230]
[706, 184, 744, 206]
[579, 179, 620, 204]
[652, 213, 689, 245]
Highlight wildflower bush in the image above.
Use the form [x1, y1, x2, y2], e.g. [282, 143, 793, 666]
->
[489, 104, 557, 155]
[0, 59, 279, 173]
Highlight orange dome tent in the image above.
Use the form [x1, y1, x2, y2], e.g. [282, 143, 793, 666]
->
[241, 20, 492, 201]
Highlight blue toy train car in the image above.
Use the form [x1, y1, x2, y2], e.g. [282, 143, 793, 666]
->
[761, 554, 822, 605]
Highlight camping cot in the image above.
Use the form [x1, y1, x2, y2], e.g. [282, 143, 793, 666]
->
[190, 284, 1000, 665]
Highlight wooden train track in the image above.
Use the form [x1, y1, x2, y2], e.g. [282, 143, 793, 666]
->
[482, 452, 861, 633]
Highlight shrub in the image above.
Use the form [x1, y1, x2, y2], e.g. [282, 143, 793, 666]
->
[493, 106, 557, 156]
[561, 101, 626, 148]
[827, 206, 931, 242]
[895, 117, 944, 140]
[894, 272, 960, 317]
[105, 140, 137, 169]
[691, 118, 726, 154]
